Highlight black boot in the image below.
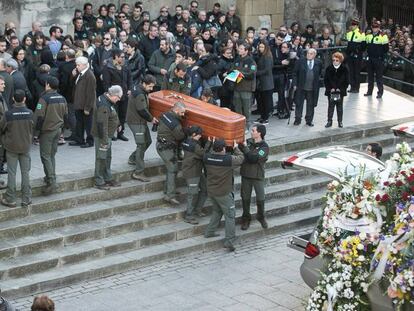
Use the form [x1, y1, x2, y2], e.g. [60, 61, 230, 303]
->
[325, 121, 332, 128]
[256, 201, 268, 229]
[241, 199, 251, 230]
[0, 163, 7, 174]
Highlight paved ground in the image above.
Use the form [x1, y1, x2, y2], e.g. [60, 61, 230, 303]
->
[11, 226, 314, 311]
[10, 84, 414, 184]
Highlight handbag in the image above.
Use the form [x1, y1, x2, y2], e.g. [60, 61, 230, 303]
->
[202, 74, 222, 89]
[329, 90, 341, 103]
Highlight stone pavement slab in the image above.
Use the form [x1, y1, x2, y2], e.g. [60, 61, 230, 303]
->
[11, 227, 314, 311]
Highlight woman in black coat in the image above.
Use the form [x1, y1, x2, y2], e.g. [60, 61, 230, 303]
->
[254, 40, 274, 124]
[324, 52, 349, 128]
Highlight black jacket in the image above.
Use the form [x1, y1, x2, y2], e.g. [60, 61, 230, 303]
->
[102, 61, 132, 100]
[128, 50, 146, 85]
[324, 64, 349, 97]
[255, 54, 274, 91]
[197, 54, 219, 80]
[139, 35, 161, 65]
[58, 60, 76, 102]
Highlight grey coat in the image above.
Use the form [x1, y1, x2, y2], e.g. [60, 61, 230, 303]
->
[255, 54, 274, 91]
[148, 49, 176, 87]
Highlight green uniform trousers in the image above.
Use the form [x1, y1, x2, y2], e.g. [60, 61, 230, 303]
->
[205, 193, 236, 246]
[39, 129, 60, 186]
[233, 91, 252, 128]
[5, 151, 31, 204]
[186, 175, 207, 216]
[241, 176, 265, 220]
[128, 124, 152, 174]
[156, 143, 178, 199]
[94, 138, 113, 186]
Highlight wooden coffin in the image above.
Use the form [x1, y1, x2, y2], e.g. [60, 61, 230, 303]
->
[149, 90, 246, 145]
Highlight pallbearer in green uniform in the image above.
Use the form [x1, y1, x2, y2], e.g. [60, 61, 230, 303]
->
[239, 124, 269, 230]
[33, 76, 68, 195]
[126, 74, 158, 182]
[182, 125, 210, 225]
[204, 139, 244, 252]
[0, 90, 33, 207]
[91, 85, 122, 190]
[156, 102, 186, 205]
[161, 62, 191, 95]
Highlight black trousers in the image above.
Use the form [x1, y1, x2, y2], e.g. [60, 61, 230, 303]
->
[258, 89, 273, 120]
[218, 88, 234, 110]
[367, 58, 384, 95]
[327, 97, 343, 123]
[348, 57, 362, 91]
[273, 74, 287, 113]
[115, 98, 128, 134]
[295, 90, 315, 123]
[75, 109, 94, 145]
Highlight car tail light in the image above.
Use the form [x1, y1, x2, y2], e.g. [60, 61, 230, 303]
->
[304, 242, 320, 259]
[281, 155, 298, 168]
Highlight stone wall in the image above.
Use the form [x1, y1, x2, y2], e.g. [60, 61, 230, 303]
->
[284, 0, 358, 42]
[238, 0, 284, 32]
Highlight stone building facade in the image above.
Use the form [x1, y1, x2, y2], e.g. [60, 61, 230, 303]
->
[1, 0, 355, 40]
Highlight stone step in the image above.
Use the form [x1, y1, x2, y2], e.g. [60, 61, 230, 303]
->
[0, 205, 321, 299]
[0, 189, 325, 282]
[0, 176, 330, 261]
[0, 165, 313, 224]
[5, 121, 402, 199]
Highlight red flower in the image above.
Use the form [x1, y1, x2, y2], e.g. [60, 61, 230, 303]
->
[401, 171, 407, 176]
[408, 175, 414, 183]
[381, 194, 390, 203]
[402, 192, 410, 201]
[396, 180, 404, 187]
[383, 181, 390, 186]
[411, 186, 414, 193]
[375, 194, 382, 201]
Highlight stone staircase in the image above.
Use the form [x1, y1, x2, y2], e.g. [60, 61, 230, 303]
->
[0, 118, 411, 299]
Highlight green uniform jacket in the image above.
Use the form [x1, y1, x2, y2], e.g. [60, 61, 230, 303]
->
[148, 49, 176, 86]
[156, 111, 185, 145]
[365, 32, 389, 59]
[126, 84, 153, 125]
[203, 147, 244, 196]
[161, 71, 191, 95]
[91, 94, 119, 145]
[0, 102, 33, 154]
[182, 138, 210, 179]
[232, 55, 257, 92]
[33, 90, 68, 136]
[240, 139, 269, 180]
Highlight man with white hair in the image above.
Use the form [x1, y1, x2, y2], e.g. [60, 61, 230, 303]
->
[292, 48, 322, 126]
[69, 56, 96, 148]
[91, 85, 122, 190]
[6, 58, 32, 106]
[27, 21, 43, 38]
[225, 4, 241, 34]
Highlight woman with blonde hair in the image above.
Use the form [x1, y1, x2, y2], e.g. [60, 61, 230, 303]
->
[324, 51, 349, 128]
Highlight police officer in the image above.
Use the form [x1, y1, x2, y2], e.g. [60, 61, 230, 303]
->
[182, 125, 210, 225]
[91, 85, 122, 190]
[364, 21, 389, 99]
[161, 62, 191, 95]
[156, 102, 186, 205]
[231, 42, 256, 130]
[345, 17, 365, 93]
[203, 139, 244, 252]
[33, 76, 68, 195]
[239, 124, 269, 230]
[126, 74, 158, 182]
[0, 89, 33, 207]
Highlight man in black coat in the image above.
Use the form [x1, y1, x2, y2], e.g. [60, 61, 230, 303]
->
[292, 48, 322, 126]
[5, 59, 32, 108]
[102, 49, 132, 141]
[139, 25, 160, 66]
[0, 59, 14, 109]
[58, 49, 77, 139]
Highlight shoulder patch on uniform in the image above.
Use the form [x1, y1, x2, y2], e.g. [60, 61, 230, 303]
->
[258, 149, 265, 157]
[251, 65, 256, 70]
[36, 104, 42, 110]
